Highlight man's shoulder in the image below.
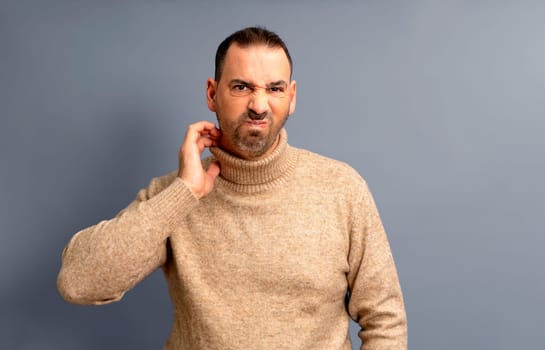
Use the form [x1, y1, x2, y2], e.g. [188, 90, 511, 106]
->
[292, 147, 367, 187]
[136, 171, 178, 200]
[141, 156, 216, 198]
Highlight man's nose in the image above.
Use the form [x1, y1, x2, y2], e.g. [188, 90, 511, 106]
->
[247, 89, 269, 115]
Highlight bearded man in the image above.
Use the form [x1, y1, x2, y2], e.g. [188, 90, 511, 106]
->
[58, 26, 407, 350]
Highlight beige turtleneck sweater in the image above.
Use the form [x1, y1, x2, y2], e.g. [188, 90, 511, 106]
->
[57, 129, 407, 350]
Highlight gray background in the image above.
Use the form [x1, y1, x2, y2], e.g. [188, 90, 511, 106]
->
[1, 0, 544, 349]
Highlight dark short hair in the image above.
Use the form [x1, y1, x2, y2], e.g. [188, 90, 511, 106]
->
[214, 26, 293, 81]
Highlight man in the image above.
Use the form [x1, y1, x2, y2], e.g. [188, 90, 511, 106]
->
[58, 27, 407, 349]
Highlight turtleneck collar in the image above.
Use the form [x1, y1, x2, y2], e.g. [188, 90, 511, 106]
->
[209, 129, 297, 193]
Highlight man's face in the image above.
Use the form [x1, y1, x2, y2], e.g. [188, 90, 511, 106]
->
[206, 44, 296, 160]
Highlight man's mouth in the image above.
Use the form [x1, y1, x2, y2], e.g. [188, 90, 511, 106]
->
[245, 120, 268, 127]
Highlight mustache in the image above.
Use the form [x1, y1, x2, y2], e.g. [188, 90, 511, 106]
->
[245, 110, 270, 121]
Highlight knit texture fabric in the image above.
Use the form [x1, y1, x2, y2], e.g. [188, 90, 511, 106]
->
[58, 129, 407, 349]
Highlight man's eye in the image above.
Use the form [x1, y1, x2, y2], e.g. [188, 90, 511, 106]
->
[269, 87, 285, 93]
[233, 84, 248, 91]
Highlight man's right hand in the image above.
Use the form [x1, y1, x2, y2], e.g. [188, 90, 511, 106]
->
[177, 121, 222, 199]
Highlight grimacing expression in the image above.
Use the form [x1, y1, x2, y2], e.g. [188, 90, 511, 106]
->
[206, 44, 296, 160]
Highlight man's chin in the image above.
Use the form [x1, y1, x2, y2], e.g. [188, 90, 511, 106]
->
[240, 140, 268, 157]
[226, 127, 280, 160]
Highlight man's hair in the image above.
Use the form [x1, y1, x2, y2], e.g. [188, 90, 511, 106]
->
[214, 26, 293, 81]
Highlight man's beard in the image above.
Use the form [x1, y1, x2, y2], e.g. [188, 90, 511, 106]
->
[218, 110, 288, 159]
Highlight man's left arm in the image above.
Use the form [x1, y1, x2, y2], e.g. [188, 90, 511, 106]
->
[346, 182, 407, 350]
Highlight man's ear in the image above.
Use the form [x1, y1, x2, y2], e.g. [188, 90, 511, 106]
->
[206, 78, 217, 112]
[288, 80, 297, 115]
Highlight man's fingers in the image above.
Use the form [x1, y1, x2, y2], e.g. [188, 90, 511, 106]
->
[207, 161, 221, 179]
[197, 135, 218, 151]
[178, 121, 221, 199]
[208, 126, 222, 138]
[182, 121, 220, 156]
[185, 121, 218, 144]
[199, 126, 222, 143]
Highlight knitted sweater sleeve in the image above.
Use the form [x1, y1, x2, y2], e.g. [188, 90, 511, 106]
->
[346, 181, 408, 350]
[57, 175, 199, 305]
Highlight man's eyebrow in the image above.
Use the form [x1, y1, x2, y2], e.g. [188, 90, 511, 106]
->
[268, 80, 288, 88]
[228, 79, 252, 86]
[227, 79, 288, 88]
